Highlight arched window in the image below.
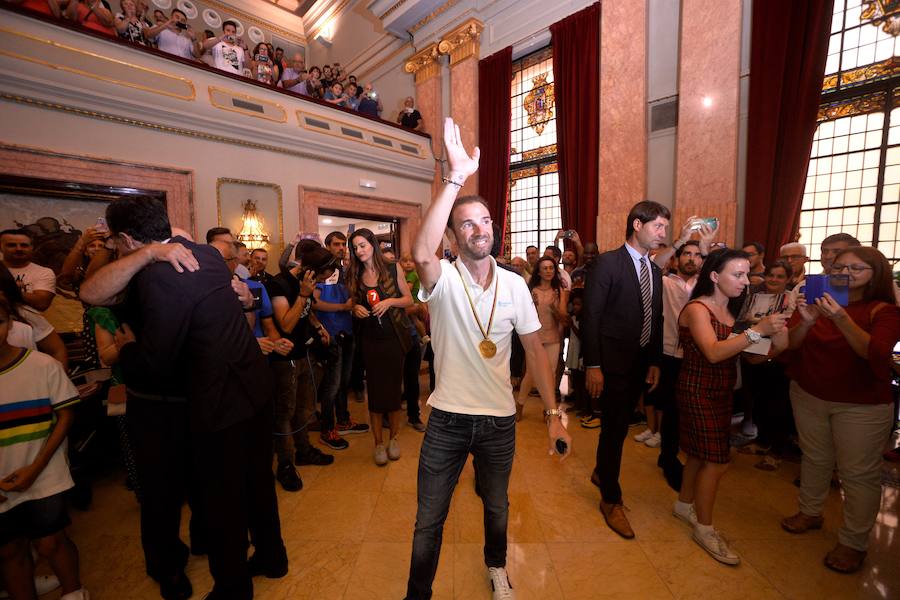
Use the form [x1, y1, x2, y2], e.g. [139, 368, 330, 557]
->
[800, 0, 900, 272]
[507, 46, 561, 258]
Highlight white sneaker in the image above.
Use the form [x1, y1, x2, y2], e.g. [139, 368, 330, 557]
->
[741, 421, 758, 438]
[692, 526, 740, 565]
[633, 429, 654, 443]
[387, 437, 401, 461]
[374, 444, 388, 466]
[488, 566, 515, 600]
[672, 501, 698, 527]
[644, 432, 662, 448]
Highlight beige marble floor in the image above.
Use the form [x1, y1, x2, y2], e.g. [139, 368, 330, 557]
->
[50, 390, 900, 600]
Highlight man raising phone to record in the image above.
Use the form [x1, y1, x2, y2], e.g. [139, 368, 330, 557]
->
[405, 118, 572, 600]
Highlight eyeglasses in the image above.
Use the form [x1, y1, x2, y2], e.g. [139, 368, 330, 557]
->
[830, 264, 872, 274]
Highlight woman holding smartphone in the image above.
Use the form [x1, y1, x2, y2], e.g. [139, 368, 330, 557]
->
[781, 246, 900, 573]
[346, 229, 414, 465]
[674, 249, 787, 565]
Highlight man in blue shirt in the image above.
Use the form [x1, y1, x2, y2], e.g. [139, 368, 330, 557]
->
[315, 232, 369, 449]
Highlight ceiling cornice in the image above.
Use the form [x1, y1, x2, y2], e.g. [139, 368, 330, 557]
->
[304, 0, 353, 40]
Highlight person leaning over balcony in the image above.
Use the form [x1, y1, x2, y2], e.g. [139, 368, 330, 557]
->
[200, 19, 244, 76]
[398, 96, 423, 130]
[357, 84, 383, 118]
[65, 0, 115, 35]
[115, 0, 148, 45]
[249, 42, 274, 85]
[145, 8, 199, 61]
[279, 53, 307, 93]
[324, 81, 351, 108]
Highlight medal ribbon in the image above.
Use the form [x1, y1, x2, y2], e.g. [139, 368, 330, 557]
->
[454, 260, 499, 343]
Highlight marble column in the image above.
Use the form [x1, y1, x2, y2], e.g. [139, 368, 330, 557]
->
[674, 0, 742, 246]
[439, 19, 484, 197]
[598, 0, 648, 251]
[405, 42, 443, 196]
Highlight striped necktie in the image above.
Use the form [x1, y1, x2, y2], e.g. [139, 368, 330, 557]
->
[639, 256, 652, 346]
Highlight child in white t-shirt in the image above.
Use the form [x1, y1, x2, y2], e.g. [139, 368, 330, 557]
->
[0, 296, 88, 600]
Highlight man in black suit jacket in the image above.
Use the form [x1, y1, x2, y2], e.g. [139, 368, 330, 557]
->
[582, 200, 669, 539]
[82, 196, 286, 600]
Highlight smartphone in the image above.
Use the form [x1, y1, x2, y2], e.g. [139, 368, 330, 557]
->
[563, 229, 576, 239]
[690, 217, 718, 231]
[175, 21, 187, 30]
[802, 274, 850, 306]
[95, 217, 108, 233]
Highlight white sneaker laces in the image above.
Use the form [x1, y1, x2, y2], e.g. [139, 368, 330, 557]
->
[489, 566, 515, 600]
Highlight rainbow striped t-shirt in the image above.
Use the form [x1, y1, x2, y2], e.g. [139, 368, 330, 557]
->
[0, 349, 79, 513]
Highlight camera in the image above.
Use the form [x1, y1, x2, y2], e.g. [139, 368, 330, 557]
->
[562, 229, 576, 239]
[256, 55, 269, 62]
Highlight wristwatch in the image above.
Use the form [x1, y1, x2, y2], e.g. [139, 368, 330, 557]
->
[543, 408, 563, 422]
[744, 328, 761, 344]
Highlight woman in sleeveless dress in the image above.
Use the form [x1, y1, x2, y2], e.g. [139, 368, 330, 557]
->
[347, 228, 414, 466]
[516, 256, 568, 420]
[675, 249, 787, 565]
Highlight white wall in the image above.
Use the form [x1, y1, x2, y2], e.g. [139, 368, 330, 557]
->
[0, 101, 428, 241]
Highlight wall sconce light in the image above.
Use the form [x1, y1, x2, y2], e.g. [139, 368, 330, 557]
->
[237, 199, 270, 245]
[316, 19, 335, 45]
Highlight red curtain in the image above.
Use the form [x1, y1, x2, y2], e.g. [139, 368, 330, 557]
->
[743, 0, 834, 257]
[551, 2, 601, 243]
[478, 46, 513, 248]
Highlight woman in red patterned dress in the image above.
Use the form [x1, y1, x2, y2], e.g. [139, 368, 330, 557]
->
[673, 249, 788, 565]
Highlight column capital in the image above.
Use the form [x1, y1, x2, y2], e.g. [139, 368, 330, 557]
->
[438, 18, 483, 65]
[404, 42, 441, 83]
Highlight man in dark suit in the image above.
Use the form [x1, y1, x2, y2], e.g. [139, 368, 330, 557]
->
[81, 196, 286, 599]
[582, 200, 669, 539]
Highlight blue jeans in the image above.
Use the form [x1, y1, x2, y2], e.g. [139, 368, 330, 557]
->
[317, 334, 354, 429]
[405, 408, 516, 600]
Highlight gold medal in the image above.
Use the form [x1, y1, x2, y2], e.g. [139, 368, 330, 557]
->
[479, 339, 497, 358]
[454, 261, 500, 360]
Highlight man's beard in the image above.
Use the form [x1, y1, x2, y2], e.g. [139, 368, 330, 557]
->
[460, 234, 493, 260]
[680, 263, 698, 277]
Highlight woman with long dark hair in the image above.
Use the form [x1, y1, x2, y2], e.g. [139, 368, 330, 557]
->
[674, 249, 787, 565]
[781, 246, 900, 573]
[346, 229, 414, 465]
[515, 255, 568, 420]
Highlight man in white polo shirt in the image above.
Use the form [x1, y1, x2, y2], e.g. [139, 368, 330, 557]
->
[405, 118, 572, 600]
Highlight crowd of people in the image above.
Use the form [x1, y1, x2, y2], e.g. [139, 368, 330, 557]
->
[0, 117, 898, 600]
[5, 0, 426, 126]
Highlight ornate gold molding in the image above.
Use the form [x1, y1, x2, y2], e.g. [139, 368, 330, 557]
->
[0, 93, 433, 181]
[0, 26, 195, 100]
[437, 18, 483, 65]
[404, 42, 440, 83]
[379, 0, 410, 20]
[409, 0, 458, 34]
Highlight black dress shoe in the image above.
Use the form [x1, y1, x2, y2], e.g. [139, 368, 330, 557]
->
[295, 446, 334, 466]
[248, 552, 289, 578]
[276, 461, 303, 492]
[160, 571, 192, 600]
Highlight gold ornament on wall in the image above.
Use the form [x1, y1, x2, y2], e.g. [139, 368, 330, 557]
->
[860, 0, 900, 36]
[523, 73, 555, 135]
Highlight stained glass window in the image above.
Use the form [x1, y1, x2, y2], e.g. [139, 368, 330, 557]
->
[508, 46, 560, 259]
[799, 1, 900, 273]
